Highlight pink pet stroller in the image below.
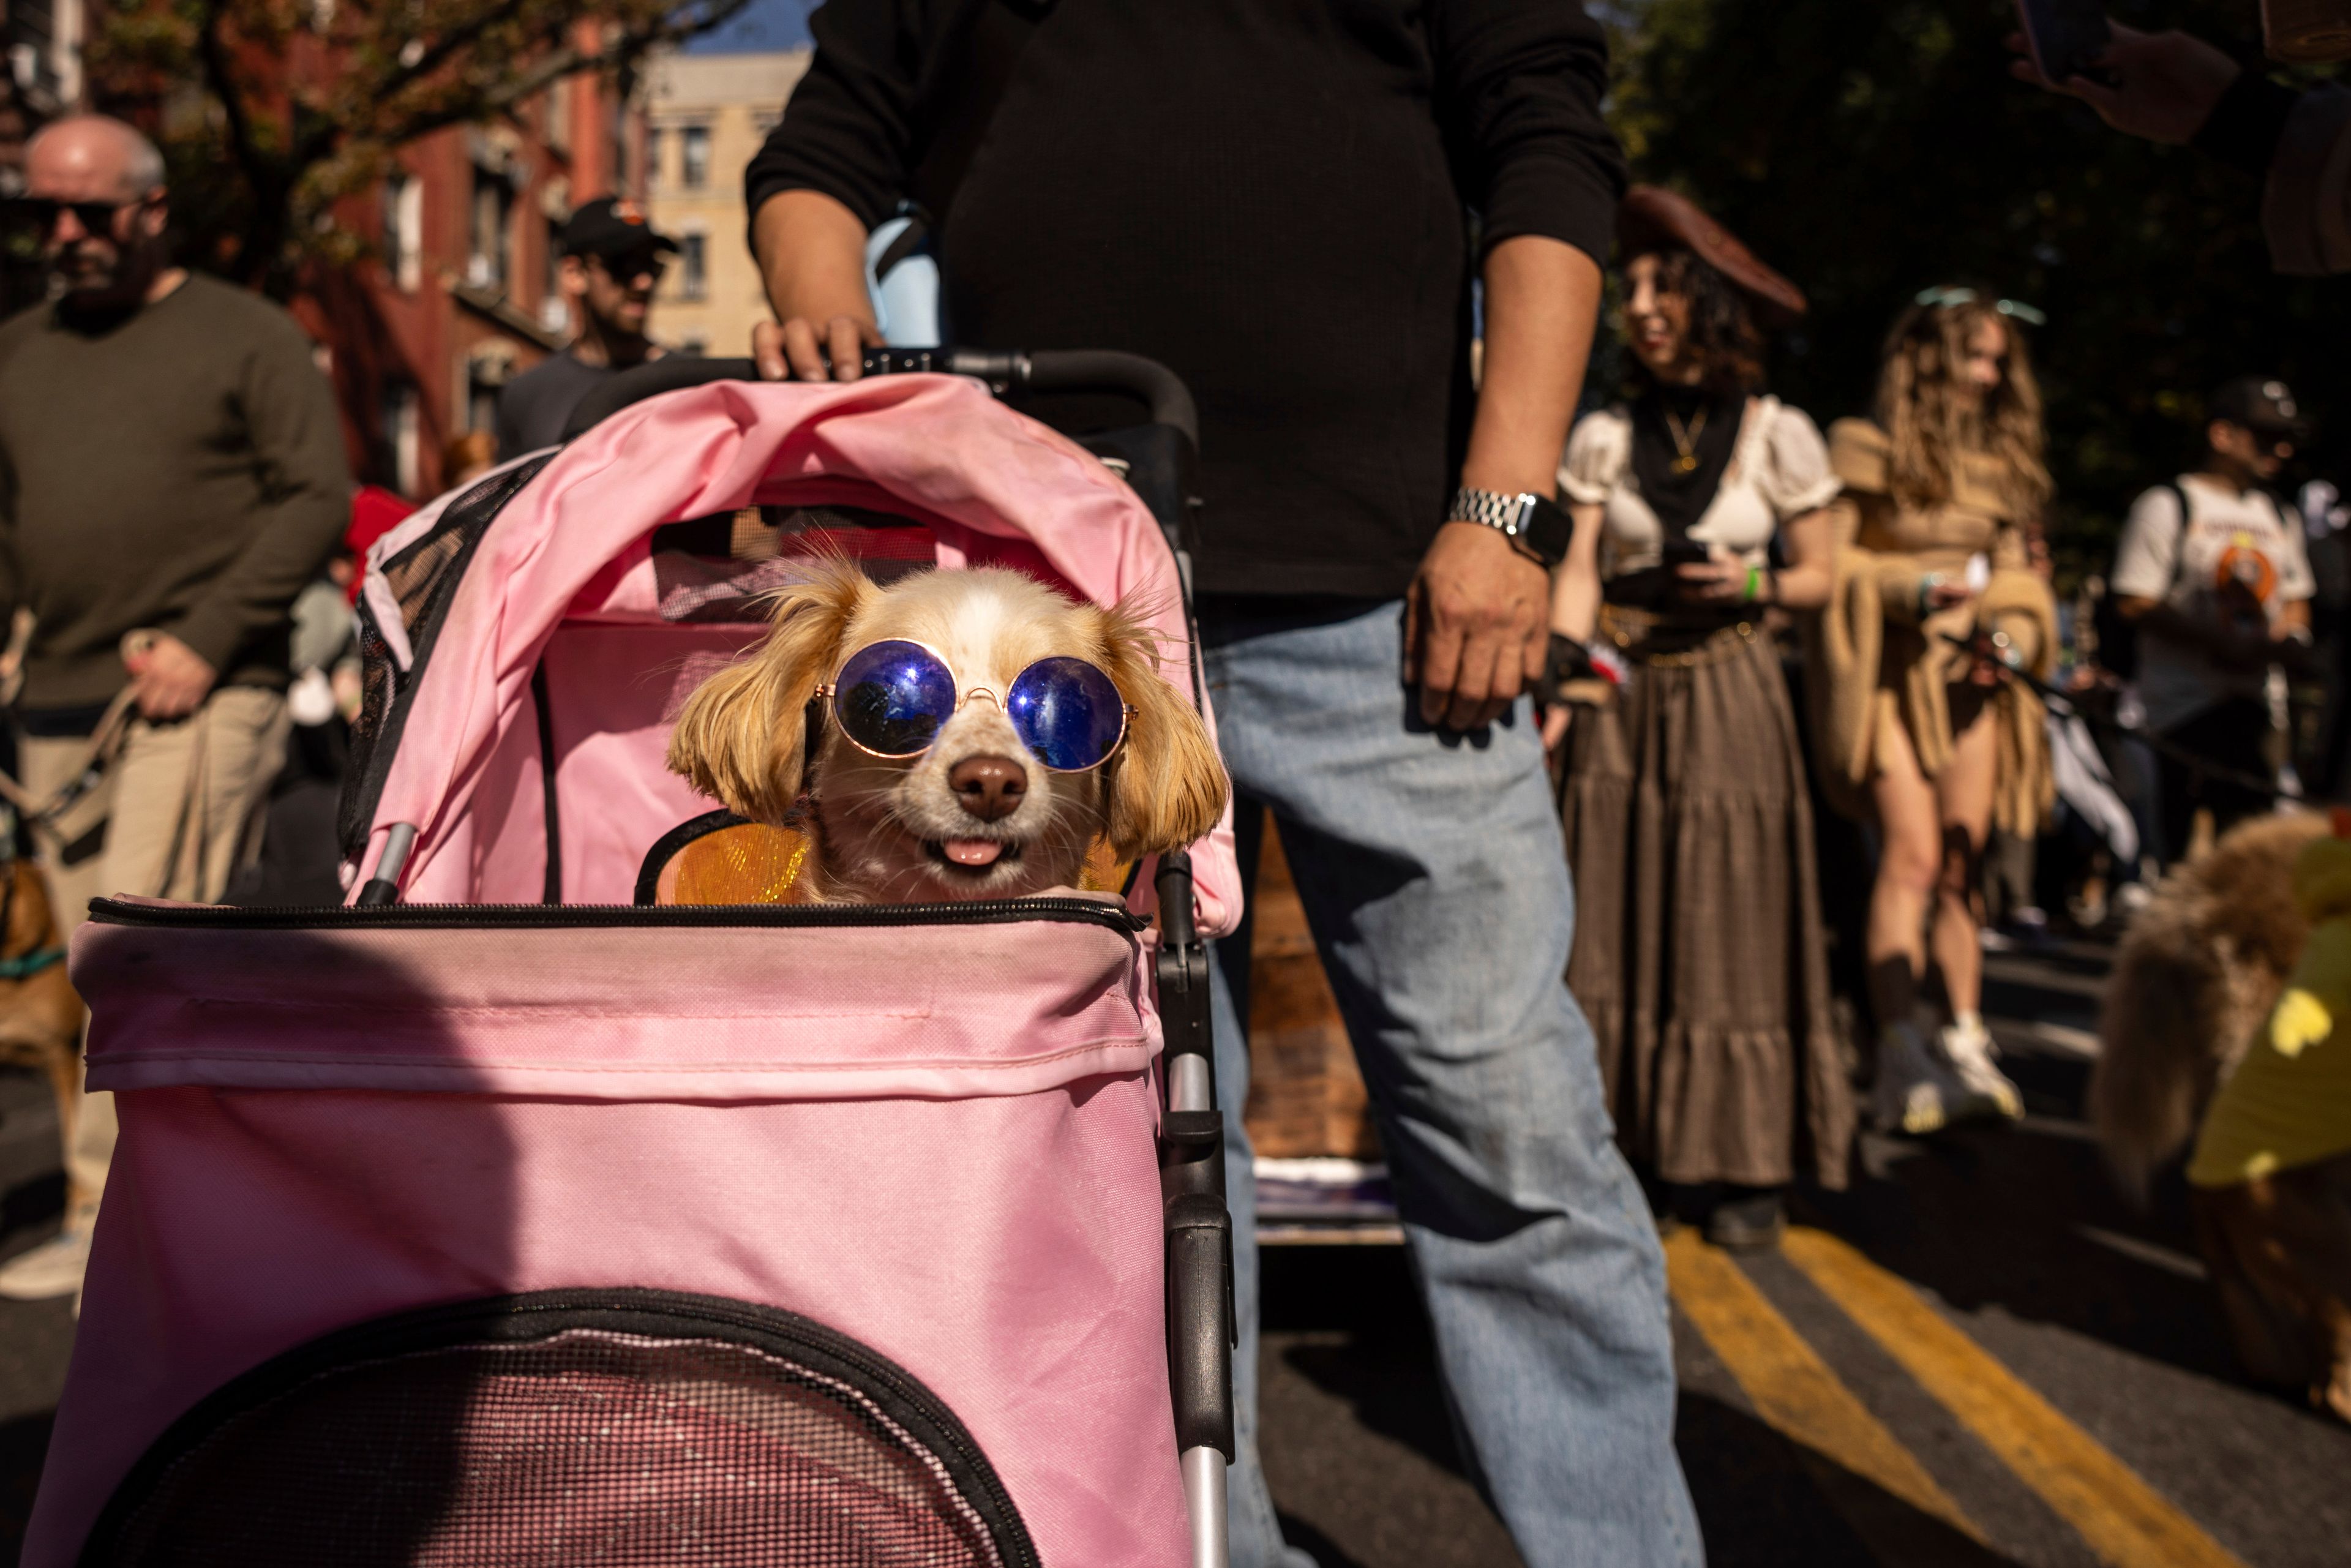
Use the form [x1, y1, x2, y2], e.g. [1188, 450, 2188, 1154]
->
[25, 354, 1242, 1568]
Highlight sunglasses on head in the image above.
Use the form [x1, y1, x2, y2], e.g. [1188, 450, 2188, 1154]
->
[7, 195, 147, 235]
[1914, 285, 2047, 328]
[816, 640, 1134, 772]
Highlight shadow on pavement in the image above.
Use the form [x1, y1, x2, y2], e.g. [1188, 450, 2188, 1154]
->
[1801, 1054, 2240, 1386]
[1259, 1245, 1521, 1567]
[1262, 1246, 1466, 1479]
[1679, 1391, 2025, 1568]
[1261, 1244, 2027, 1568]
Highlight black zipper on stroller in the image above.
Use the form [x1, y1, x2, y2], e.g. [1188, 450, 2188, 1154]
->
[84, 896, 1148, 934]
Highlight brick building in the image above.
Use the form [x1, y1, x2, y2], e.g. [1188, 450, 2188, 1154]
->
[5, 11, 650, 500]
[310, 52, 649, 498]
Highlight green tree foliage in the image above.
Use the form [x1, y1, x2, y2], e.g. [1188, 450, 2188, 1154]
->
[1607, 0, 2350, 577]
[91, 0, 751, 295]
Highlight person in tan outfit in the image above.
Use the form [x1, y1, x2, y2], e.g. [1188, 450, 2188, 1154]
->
[1547, 188, 1853, 1249]
[1812, 288, 2059, 1138]
[0, 117, 348, 1300]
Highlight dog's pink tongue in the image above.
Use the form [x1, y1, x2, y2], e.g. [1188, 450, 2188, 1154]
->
[942, 839, 1004, 867]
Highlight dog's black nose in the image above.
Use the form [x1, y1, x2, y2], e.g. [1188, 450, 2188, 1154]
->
[950, 755, 1028, 821]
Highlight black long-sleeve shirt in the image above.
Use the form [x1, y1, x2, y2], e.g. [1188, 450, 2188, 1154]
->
[745, 0, 1624, 598]
[0, 274, 352, 709]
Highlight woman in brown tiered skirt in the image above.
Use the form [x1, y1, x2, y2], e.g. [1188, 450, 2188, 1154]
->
[1545, 188, 1853, 1247]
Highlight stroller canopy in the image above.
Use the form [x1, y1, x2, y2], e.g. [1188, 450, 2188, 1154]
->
[354, 373, 1239, 932]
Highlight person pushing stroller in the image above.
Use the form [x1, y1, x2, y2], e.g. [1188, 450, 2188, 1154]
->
[746, 4, 1698, 1564]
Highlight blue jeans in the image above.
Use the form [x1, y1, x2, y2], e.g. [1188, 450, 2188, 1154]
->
[1200, 598, 1700, 1568]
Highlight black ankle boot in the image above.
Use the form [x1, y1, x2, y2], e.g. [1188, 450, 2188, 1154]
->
[1704, 1185, 1785, 1250]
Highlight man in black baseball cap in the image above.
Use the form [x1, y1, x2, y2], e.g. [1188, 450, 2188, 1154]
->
[2209, 375, 2314, 449]
[493, 197, 680, 457]
[2111, 373, 2317, 861]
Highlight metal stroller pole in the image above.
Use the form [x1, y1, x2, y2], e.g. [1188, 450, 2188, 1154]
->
[1156, 849, 1234, 1568]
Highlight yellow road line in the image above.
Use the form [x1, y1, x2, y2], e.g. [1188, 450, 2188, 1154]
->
[1781, 1225, 2249, 1568]
[1664, 1228, 1985, 1545]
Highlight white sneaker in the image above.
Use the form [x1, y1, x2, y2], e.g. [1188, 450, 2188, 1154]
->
[1938, 1021, 2023, 1122]
[0, 1226, 92, 1301]
[1873, 1024, 1962, 1136]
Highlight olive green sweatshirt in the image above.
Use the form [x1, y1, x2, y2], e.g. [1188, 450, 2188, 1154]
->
[0, 273, 351, 711]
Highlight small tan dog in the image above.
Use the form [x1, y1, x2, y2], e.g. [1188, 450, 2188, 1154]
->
[669, 563, 1228, 902]
[0, 853, 86, 1201]
[2094, 812, 2327, 1198]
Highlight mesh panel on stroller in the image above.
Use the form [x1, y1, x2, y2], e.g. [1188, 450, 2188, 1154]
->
[88, 1291, 1033, 1568]
[26, 368, 1239, 1568]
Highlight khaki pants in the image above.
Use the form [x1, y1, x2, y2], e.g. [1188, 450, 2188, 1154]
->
[19, 686, 290, 1224]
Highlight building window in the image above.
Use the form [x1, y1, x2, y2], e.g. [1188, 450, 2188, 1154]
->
[680, 124, 711, 189]
[468, 166, 512, 292]
[381, 381, 419, 498]
[679, 233, 707, 301]
[381, 170, 422, 292]
[645, 126, 665, 189]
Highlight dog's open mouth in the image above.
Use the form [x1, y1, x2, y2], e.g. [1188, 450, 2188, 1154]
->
[925, 838, 1027, 872]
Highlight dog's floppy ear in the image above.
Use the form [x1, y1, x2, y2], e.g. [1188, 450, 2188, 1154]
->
[668, 563, 875, 822]
[1095, 605, 1229, 861]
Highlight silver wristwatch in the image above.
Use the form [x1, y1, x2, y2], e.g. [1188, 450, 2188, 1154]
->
[1444, 487, 1570, 568]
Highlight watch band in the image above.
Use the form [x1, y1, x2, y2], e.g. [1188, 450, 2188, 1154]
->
[1446, 487, 1571, 568]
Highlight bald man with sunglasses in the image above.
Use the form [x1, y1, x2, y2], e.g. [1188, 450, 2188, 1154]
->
[0, 116, 349, 1302]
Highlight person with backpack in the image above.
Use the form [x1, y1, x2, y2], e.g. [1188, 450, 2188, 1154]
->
[739, 6, 1700, 1567]
[2111, 377, 2316, 864]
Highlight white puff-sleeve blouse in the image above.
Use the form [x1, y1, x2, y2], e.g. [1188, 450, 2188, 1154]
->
[1558, 397, 1841, 579]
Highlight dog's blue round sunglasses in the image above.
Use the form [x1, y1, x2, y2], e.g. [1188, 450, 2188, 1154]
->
[816, 639, 1134, 772]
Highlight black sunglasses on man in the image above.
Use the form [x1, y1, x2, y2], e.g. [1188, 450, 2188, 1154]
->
[591, 247, 669, 284]
[6, 194, 154, 236]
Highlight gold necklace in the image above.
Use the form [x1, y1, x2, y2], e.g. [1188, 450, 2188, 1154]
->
[1663, 404, 1707, 474]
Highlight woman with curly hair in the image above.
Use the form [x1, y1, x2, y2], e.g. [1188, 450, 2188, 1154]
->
[1813, 289, 2060, 1137]
[1547, 188, 1853, 1248]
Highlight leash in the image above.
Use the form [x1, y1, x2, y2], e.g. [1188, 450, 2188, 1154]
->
[0, 684, 141, 826]
[1941, 631, 2304, 806]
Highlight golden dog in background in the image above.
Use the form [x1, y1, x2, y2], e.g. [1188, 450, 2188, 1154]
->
[0, 853, 85, 1207]
[2095, 813, 2326, 1198]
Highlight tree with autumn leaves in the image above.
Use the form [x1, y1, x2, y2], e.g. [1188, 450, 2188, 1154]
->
[89, 0, 752, 295]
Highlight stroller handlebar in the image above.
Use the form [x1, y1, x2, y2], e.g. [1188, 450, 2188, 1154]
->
[558, 347, 1200, 451]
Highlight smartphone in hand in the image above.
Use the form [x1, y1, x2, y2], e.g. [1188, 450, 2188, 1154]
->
[2017, 0, 2113, 84]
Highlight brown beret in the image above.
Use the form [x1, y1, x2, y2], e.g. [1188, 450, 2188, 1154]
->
[1617, 185, 1807, 329]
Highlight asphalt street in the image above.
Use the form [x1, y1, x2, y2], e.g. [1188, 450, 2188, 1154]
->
[1253, 937, 2351, 1568]
[1, 937, 2347, 1564]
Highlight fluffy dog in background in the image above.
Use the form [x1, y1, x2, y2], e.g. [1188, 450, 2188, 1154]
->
[668, 563, 1228, 904]
[2093, 812, 2326, 1199]
[2096, 810, 2351, 1422]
